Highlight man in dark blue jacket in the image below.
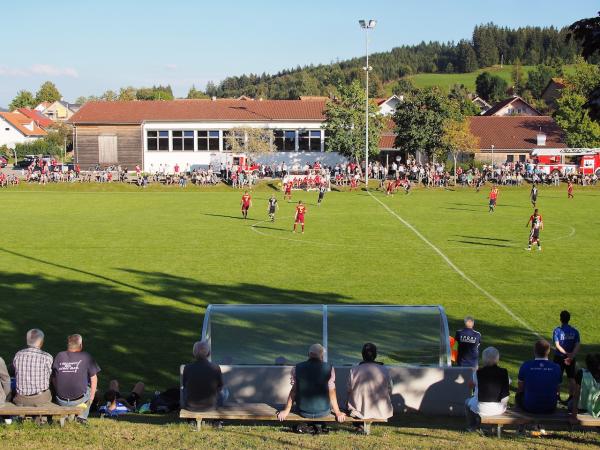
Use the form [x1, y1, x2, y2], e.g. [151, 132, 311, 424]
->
[455, 316, 481, 368]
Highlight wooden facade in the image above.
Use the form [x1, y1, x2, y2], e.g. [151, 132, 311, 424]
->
[74, 125, 142, 168]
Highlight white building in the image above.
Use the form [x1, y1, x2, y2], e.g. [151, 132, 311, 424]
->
[0, 112, 47, 149]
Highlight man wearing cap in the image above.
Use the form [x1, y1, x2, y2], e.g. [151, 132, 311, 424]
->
[455, 317, 481, 369]
[277, 343, 346, 427]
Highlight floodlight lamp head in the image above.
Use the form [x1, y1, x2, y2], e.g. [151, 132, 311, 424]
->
[368, 19, 377, 28]
[359, 19, 366, 28]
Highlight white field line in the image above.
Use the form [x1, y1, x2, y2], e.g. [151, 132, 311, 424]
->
[368, 190, 541, 338]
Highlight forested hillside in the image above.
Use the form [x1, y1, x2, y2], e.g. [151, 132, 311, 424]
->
[203, 23, 583, 99]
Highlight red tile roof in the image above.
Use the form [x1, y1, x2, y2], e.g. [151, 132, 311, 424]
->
[70, 99, 327, 124]
[0, 112, 48, 136]
[16, 108, 54, 128]
[469, 116, 565, 150]
[379, 134, 396, 149]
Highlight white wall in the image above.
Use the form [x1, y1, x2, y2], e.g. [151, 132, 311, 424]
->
[0, 118, 38, 149]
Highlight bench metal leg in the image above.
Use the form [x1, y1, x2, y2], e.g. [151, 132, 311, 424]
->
[496, 425, 502, 438]
[195, 418, 202, 432]
[363, 422, 371, 435]
[59, 417, 66, 428]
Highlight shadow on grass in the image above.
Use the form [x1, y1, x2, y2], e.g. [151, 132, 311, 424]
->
[447, 240, 513, 248]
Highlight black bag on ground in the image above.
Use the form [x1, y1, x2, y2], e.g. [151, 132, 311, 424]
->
[150, 388, 180, 413]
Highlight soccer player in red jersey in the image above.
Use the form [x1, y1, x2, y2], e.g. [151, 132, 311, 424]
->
[567, 180, 574, 199]
[526, 208, 544, 251]
[284, 181, 292, 201]
[241, 191, 252, 219]
[488, 185, 499, 213]
[293, 200, 307, 234]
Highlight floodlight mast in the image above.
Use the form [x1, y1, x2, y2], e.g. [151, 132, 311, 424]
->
[359, 19, 376, 187]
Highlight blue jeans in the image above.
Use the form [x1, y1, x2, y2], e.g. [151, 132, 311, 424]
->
[296, 408, 331, 419]
[55, 387, 91, 419]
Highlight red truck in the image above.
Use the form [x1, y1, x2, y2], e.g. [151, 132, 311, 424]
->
[531, 148, 600, 177]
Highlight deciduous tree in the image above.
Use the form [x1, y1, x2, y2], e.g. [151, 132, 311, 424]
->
[9, 90, 36, 110]
[35, 81, 62, 104]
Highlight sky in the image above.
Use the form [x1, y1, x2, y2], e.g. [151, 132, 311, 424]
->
[0, 0, 598, 106]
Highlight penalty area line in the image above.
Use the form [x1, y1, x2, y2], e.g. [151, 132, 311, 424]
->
[367, 190, 541, 339]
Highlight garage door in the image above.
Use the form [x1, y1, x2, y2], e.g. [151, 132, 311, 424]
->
[98, 135, 118, 164]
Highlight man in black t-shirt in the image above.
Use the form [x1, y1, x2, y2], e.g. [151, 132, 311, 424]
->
[52, 334, 100, 422]
[268, 195, 278, 222]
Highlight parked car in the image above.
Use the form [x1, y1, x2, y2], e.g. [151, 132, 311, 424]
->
[16, 155, 36, 169]
[0, 155, 8, 168]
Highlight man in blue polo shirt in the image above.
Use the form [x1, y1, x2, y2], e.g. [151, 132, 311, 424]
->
[552, 310, 581, 403]
[455, 316, 481, 368]
[517, 340, 562, 413]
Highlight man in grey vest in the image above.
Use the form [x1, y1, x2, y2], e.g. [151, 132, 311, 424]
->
[277, 344, 346, 427]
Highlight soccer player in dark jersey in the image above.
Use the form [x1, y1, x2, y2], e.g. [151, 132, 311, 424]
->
[317, 184, 326, 206]
[267, 195, 278, 222]
[404, 178, 411, 195]
[526, 208, 543, 251]
[240, 191, 252, 219]
[293, 201, 306, 234]
[552, 310, 581, 403]
[488, 186, 499, 213]
[530, 184, 538, 207]
[454, 316, 481, 368]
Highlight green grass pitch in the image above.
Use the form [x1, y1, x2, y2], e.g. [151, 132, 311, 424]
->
[0, 181, 599, 394]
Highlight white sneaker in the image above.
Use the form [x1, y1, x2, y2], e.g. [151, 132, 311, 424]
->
[525, 247, 532, 251]
[538, 246, 542, 251]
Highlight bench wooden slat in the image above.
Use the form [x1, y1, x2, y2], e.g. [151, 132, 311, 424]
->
[179, 403, 386, 423]
[0, 405, 82, 416]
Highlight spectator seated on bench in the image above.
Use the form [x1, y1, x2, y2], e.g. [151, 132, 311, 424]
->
[98, 380, 145, 417]
[465, 346, 510, 432]
[13, 329, 53, 407]
[347, 343, 393, 433]
[52, 334, 100, 423]
[182, 341, 228, 412]
[0, 356, 10, 406]
[277, 343, 346, 433]
[517, 339, 562, 414]
[571, 353, 600, 418]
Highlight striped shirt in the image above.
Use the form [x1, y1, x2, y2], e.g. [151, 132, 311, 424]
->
[13, 347, 53, 395]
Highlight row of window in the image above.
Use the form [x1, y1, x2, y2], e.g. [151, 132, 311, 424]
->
[146, 129, 324, 152]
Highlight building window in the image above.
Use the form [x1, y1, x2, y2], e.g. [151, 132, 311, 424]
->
[147, 130, 169, 151]
[273, 130, 296, 151]
[299, 130, 322, 151]
[198, 130, 220, 151]
[223, 130, 244, 151]
[173, 130, 194, 151]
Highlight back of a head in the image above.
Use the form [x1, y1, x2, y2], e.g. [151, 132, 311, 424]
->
[308, 343, 324, 361]
[67, 334, 83, 351]
[192, 340, 210, 360]
[482, 346, 500, 367]
[586, 353, 600, 378]
[362, 343, 377, 362]
[26, 328, 44, 348]
[560, 310, 570, 324]
[534, 339, 551, 358]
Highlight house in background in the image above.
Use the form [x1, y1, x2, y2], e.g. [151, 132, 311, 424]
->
[0, 112, 47, 149]
[41, 100, 81, 122]
[482, 96, 541, 117]
[15, 108, 54, 130]
[468, 115, 565, 163]
[471, 96, 492, 114]
[541, 78, 566, 110]
[375, 95, 403, 115]
[34, 102, 51, 112]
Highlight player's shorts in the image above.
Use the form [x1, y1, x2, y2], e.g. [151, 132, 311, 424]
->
[530, 228, 540, 240]
[553, 355, 576, 379]
[489, 199, 496, 206]
[318, 193, 324, 200]
[269, 207, 276, 214]
[242, 205, 250, 211]
[295, 215, 305, 223]
[531, 196, 537, 202]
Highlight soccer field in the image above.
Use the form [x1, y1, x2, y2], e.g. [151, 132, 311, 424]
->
[1, 182, 599, 392]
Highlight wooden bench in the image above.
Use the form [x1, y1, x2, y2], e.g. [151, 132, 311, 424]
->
[481, 410, 600, 437]
[0, 404, 83, 427]
[180, 403, 386, 434]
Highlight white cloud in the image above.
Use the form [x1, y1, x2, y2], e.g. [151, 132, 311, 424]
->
[0, 64, 79, 78]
